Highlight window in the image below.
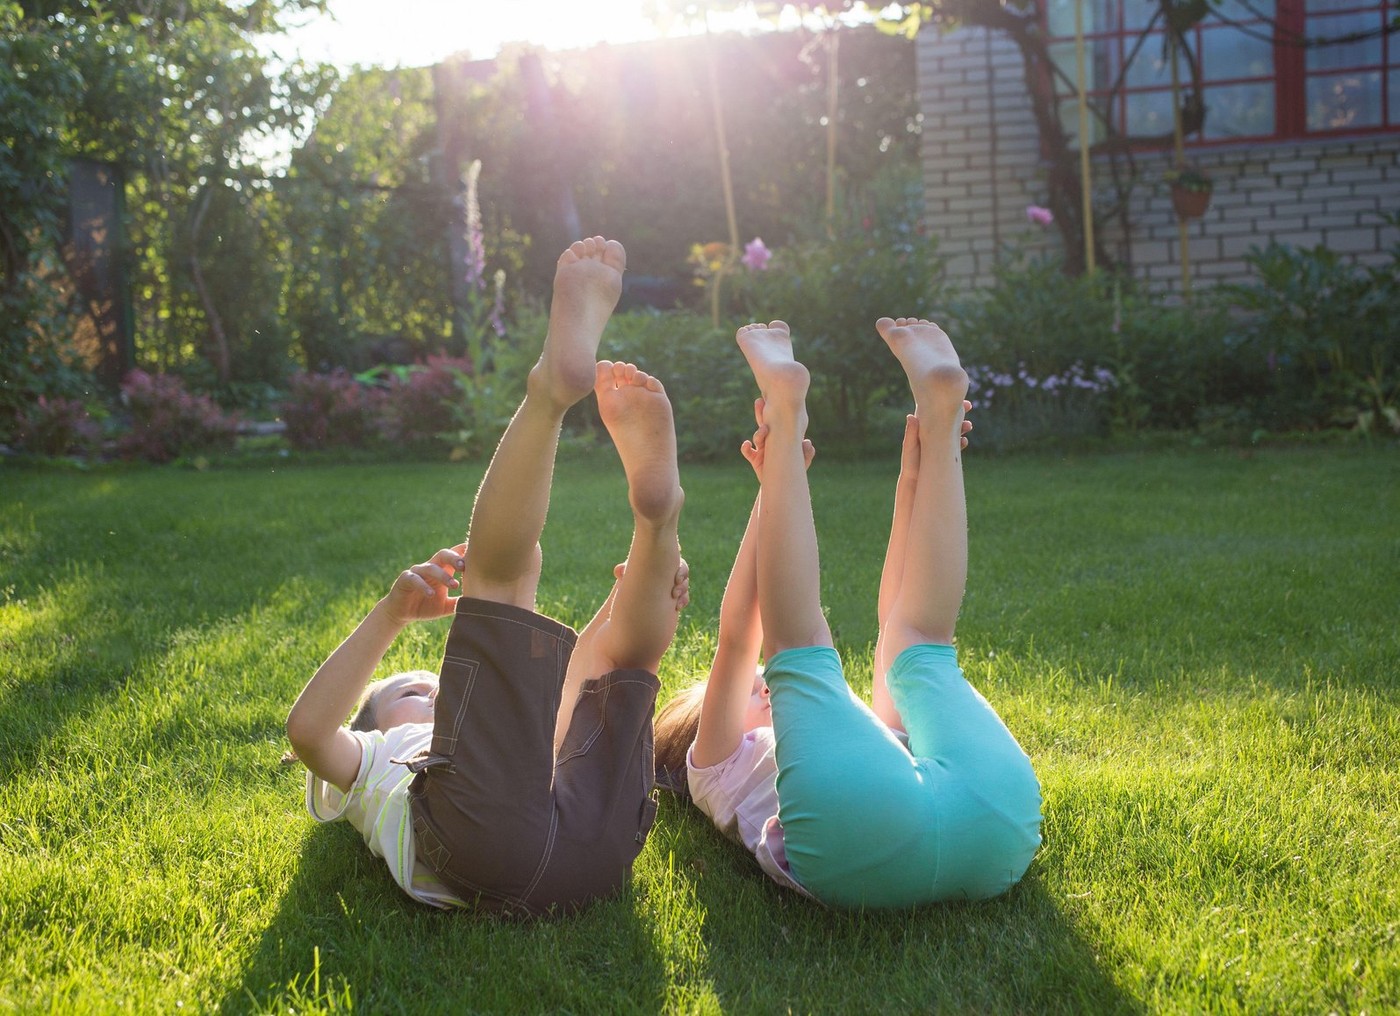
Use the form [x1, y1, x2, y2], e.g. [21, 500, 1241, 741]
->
[1044, 0, 1398, 143]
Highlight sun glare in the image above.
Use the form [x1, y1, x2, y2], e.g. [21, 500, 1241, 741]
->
[287, 0, 687, 69]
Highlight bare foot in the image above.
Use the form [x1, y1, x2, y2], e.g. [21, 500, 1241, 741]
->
[595, 361, 684, 524]
[875, 317, 969, 417]
[735, 321, 810, 419]
[531, 237, 627, 409]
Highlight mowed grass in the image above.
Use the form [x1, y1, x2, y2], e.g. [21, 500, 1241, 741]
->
[1, 442, 1397, 1014]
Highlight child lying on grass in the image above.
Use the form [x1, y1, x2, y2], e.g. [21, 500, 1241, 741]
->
[654, 317, 1041, 908]
[287, 237, 688, 917]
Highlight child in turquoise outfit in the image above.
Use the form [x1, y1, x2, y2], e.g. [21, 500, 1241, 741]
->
[654, 316, 1041, 908]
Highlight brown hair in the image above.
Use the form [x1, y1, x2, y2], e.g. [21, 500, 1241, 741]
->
[653, 683, 706, 797]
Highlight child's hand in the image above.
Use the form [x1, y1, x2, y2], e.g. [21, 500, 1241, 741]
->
[381, 545, 465, 626]
[741, 398, 815, 478]
[614, 557, 692, 610]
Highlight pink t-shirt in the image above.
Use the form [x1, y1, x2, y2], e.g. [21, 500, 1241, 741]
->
[686, 727, 814, 899]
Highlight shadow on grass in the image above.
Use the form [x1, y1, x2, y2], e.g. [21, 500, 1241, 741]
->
[648, 798, 1140, 1015]
[227, 822, 671, 1014]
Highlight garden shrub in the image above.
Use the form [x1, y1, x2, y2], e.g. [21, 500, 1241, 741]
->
[376, 355, 473, 450]
[727, 166, 946, 449]
[280, 369, 386, 451]
[522, 307, 756, 463]
[1217, 235, 1399, 433]
[962, 363, 1117, 451]
[944, 253, 1122, 447]
[116, 370, 239, 463]
[13, 395, 102, 457]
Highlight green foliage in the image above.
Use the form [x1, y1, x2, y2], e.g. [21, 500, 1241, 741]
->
[278, 66, 459, 374]
[552, 307, 758, 462]
[1218, 235, 1400, 433]
[1164, 163, 1214, 193]
[439, 324, 535, 462]
[0, 4, 90, 442]
[729, 165, 945, 446]
[20, 0, 335, 385]
[942, 235, 1400, 444]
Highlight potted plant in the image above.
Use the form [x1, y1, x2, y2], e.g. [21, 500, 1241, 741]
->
[1166, 164, 1214, 219]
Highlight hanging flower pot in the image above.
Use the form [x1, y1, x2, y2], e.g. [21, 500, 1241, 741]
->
[1166, 165, 1213, 219]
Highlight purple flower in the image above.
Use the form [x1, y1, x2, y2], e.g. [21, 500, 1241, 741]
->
[741, 237, 772, 271]
[1026, 204, 1054, 227]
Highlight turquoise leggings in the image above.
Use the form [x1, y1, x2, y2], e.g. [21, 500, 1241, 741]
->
[766, 644, 1042, 908]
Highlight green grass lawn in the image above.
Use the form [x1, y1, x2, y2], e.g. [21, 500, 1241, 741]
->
[2, 442, 1397, 1014]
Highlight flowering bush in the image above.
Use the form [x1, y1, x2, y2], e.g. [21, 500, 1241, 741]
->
[15, 395, 102, 457]
[280, 369, 387, 451]
[963, 362, 1117, 450]
[117, 371, 239, 463]
[377, 355, 473, 449]
[967, 363, 1117, 408]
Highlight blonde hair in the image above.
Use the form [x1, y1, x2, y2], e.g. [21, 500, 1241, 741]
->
[350, 669, 438, 733]
[653, 683, 707, 797]
[280, 669, 435, 766]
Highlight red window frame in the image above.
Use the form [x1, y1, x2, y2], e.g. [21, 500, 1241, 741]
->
[1046, 0, 1399, 144]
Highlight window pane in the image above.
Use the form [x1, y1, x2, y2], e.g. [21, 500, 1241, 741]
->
[1391, 68, 1400, 125]
[1057, 96, 1114, 144]
[1224, 0, 1275, 17]
[1047, 0, 1119, 37]
[1306, 12, 1384, 71]
[1050, 39, 1122, 95]
[1306, 0, 1368, 13]
[1201, 82, 1277, 136]
[1124, 89, 1177, 134]
[1122, 0, 1158, 31]
[1201, 25, 1275, 80]
[1307, 70, 1383, 128]
[1124, 31, 1179, 87]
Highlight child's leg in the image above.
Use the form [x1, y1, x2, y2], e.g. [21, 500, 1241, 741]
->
[734, 321, 833, 656]
[459, 237, 626, 610]
[870, 318, 1040, 900]
[872, 317, 969, 659]
[554, 361, 684, 750]
[871, 414, 920, 730]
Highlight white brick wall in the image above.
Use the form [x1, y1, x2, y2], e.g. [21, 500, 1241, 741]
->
[917, 24, 1400, 294]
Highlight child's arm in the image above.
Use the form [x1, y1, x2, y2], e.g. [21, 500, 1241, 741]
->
[692, 488, 764, 767]
[286, 546, 464, 792]
[692, 407, 814, 767]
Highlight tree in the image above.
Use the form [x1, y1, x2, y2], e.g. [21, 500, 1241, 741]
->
[14, 0, 332, 385]
[0, 2, 87, 441]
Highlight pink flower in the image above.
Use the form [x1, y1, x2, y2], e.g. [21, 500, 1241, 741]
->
[741, 237, 771, 271]
[1026, 204, 1054, 227]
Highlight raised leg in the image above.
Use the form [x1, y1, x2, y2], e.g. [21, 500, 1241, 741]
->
[871, 317, 970, 663]
[554, 361, 684, 751]
[734, 321, 833, 658]
[459, 237, 626, 609]
[871, 414, 921, 729]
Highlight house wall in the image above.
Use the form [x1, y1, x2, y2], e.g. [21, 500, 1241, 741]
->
[915, 24, 1400, 294]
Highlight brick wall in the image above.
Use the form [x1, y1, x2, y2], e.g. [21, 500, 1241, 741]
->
[916, 24, 1400, 294]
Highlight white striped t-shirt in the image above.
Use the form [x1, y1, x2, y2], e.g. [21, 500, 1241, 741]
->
[305, 723, 464, 908]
